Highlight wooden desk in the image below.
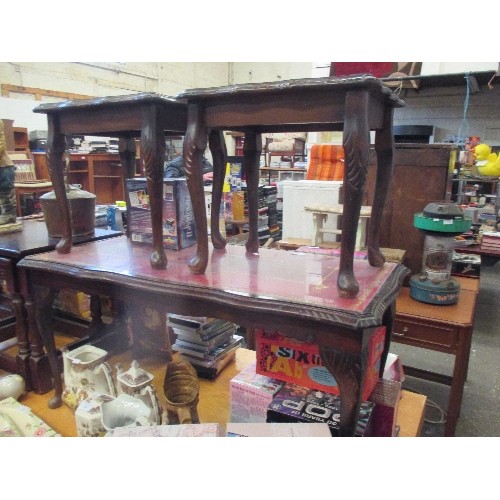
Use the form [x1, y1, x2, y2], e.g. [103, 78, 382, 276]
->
[455, 243, 500, 266]
[33, 92, 187, 271]
[177, 75, 405, 298]
[18, 236, 408, 436]
[393, 279, 478, 436]
[0, 219, 122, 393]
[19, 347, 426, 437]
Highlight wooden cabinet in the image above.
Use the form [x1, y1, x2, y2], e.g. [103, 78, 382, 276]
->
[12, 127, 30, 154]
[33, 153, 133, 204]
[364, 143, 457, 280]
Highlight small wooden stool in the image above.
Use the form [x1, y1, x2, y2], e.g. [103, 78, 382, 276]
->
[304, 203, 372, 250]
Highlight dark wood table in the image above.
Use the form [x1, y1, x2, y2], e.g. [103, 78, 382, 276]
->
[0, 218, 122, 393]
[177, 74, 405, 298]
[18, 236, 408, 436]
[33, 92, 187, 270]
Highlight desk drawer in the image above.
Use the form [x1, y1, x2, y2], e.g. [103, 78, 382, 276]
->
[393, 317, 459, 350]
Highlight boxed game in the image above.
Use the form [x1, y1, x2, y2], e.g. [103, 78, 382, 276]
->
[230, 361, 285, 423]
[266, 382, 375, 437]
[125, 177, 196, 250]
[256, 326, 386, 401]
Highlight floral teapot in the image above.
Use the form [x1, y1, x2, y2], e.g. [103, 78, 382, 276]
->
[61, 345, 116, 411]
[115, 360, 162, 424]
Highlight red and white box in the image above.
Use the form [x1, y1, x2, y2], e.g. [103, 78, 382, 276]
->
[255, 326, 386, 401]
[230, 361, 284, 423]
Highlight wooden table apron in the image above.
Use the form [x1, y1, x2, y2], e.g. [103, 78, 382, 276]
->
[17, 236, 409, 437]
[177, 75, 405, 299]
[32, 92, 187, 270]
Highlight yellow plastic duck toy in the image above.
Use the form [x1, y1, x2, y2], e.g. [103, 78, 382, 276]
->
[473, 143, 500, 177]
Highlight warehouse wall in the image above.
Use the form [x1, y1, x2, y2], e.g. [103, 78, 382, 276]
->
[393, 79, 500, 147]
[1, 62, 499, 148]
[0, 62, 231, 98]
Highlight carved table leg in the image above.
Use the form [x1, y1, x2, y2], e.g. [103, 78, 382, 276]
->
[118, 137, 137, 239]
[25, 293, 53, 394]
[46, 114, 72, 254]
[339, 90, 370, 297]
[244, 131, 262, 253]
[32, 284, 61, 407]
[141, 104, 167, 270]
[12, 292, 32, 391]
[184, 103, 209, 274]
[208, 129, 227, 249]
[319, 334, 370, 436]
[367, 106, 395, 268]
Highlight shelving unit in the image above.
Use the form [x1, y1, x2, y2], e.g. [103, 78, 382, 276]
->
[32, 153, 131, 204]
[453, 177, 500, 217]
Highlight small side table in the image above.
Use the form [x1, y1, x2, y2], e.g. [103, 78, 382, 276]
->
[177, 74, 405, 298]
[393, 279, 478, 436]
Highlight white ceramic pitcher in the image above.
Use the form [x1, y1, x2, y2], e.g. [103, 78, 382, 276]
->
[115, 360, 162, 425]
[61, 345, 116, 411]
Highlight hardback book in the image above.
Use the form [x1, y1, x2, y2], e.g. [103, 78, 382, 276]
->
[168, 315, 228, 333]
[174, 327, 236, 353]
[173, 321, 238, 343]
[174, 334, 243, 362]
[267, 382, 375, 437]
[188, 350, 238, 380]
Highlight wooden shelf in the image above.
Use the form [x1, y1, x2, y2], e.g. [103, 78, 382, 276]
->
[32, 153, 128, 204]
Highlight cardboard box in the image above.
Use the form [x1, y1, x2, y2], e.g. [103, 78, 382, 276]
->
[383, 353, 405, 383]
[266, 382, 375, 437]
[125, 177, 196, 250]
[368, 379, 402, 437]
[230, 361, 284, 423]
[256, 326, 386, 401]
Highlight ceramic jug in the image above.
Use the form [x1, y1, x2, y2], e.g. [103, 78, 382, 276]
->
[61, 345, 116, 411]
[100, 393, 152, 432]
[115, 360, 162, 425]
[0, 374, 26, 401]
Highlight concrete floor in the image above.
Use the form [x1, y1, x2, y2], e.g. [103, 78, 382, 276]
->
[390, 261, 500, 437]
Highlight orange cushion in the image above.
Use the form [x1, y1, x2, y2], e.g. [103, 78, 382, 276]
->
[306, 144, 344, 181]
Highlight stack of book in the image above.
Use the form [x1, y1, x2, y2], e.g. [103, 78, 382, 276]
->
[480, 231, 500, 252]
[263, 185, 281, 242]
[169, 315, 243, 379]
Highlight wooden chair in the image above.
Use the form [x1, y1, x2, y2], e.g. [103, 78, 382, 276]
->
[262, 132, 307, 167]
[306, 144, 344, 181]
[11, 153, 52, 217]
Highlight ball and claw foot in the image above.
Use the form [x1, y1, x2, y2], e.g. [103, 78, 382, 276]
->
[338, 270, 359, 298]
[150, 250, 167, 270]
[48, 395, 62, 409]
[189, 253, 208, 274]
[56, 238, 71, 254]
[368, 248, 386, 267]
[211, 232, 227, 249]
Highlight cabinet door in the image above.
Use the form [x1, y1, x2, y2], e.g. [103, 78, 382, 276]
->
[365, 144, 454, 277]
